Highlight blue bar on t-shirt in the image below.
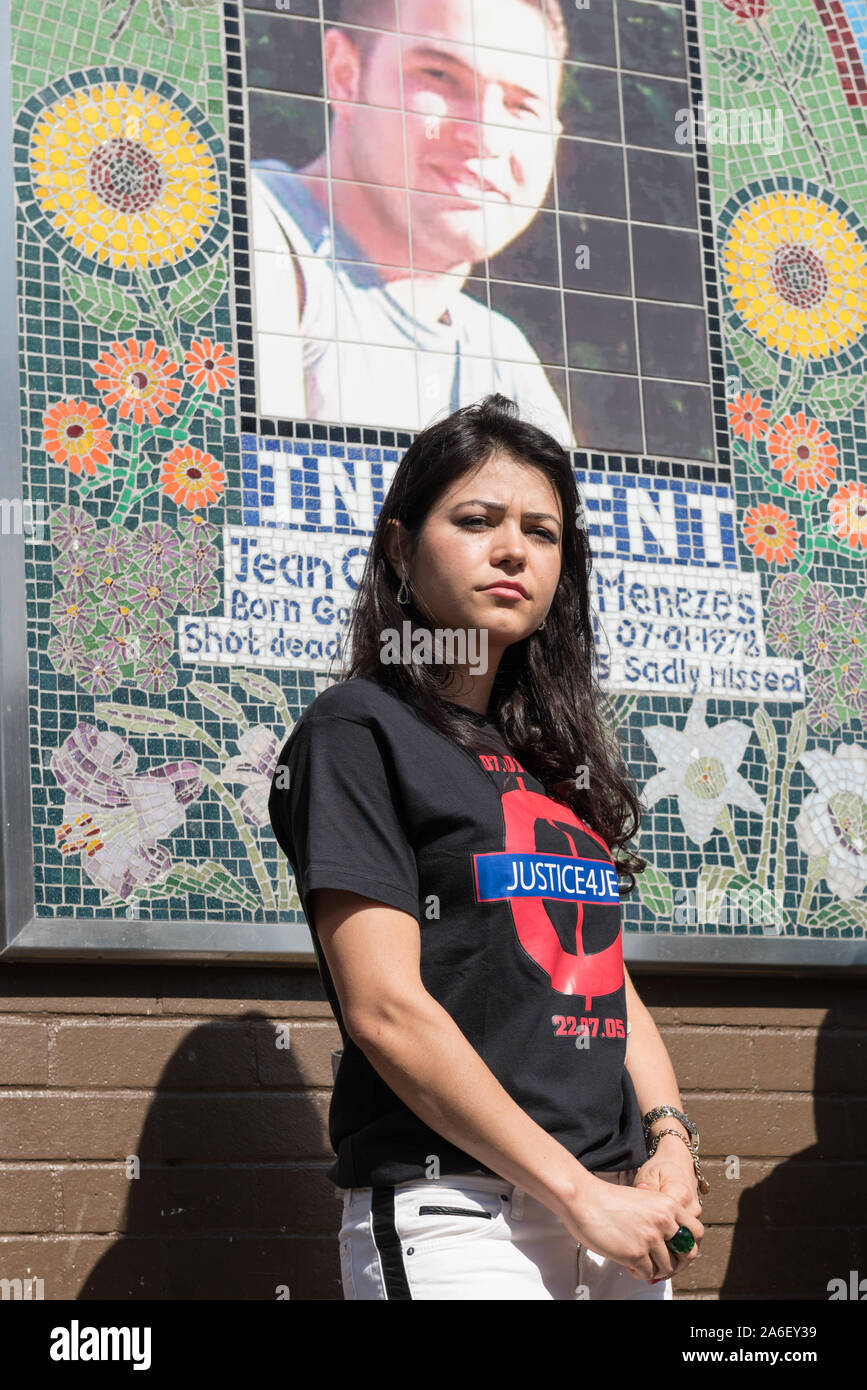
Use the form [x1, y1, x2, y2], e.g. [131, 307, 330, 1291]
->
[474, 853, 620, 904]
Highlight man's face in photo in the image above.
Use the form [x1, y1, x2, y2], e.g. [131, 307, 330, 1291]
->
[327, 0, 563, 273]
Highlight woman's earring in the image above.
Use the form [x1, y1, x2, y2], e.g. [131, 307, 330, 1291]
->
[538, 617, 546, 631]
[397, 575, 411, 605]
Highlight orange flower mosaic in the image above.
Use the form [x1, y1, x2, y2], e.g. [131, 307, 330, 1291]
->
[742, 502, 799, 564]
[765, 411, 839, 492]
[727, 391, 770, 441]
[42, 400, 112, 477]
[160, 445, 226, 510]
[828, 480, 867, 550]
[93, 338, 182, 427]
[184, 338, 236, 394]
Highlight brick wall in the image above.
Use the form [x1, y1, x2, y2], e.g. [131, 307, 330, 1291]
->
[0, 965, 864, 1300]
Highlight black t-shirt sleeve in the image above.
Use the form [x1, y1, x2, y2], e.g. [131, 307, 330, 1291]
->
[268, 713, 420, 921]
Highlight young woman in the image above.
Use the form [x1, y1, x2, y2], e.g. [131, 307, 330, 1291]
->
[269, 395, 707, 1300]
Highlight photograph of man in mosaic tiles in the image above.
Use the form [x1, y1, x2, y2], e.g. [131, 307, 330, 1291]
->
[245, 0, 717, 458]
[248, 0, 571, 439]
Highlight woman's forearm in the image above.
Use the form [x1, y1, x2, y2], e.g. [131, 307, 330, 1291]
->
[350, 990, 600, 1223]
[623, 968, 695, 1167]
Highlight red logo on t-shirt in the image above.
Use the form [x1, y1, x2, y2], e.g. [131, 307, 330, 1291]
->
[500, 786, 624, 1007]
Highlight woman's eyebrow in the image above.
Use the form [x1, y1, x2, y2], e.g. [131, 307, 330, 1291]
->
[455, 498, 562, 530]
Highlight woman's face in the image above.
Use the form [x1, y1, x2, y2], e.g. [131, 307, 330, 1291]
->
[389, 450, 563, 654]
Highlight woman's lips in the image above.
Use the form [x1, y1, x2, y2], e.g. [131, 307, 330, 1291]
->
[482, 584, 527, 599]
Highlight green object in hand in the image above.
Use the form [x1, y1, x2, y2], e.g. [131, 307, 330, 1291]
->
[665, 1226, 695, 1255]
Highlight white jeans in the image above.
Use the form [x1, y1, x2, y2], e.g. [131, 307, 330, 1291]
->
[337, 1169, 675, 1300]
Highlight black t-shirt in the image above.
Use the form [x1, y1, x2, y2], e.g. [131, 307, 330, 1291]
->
[268, 673, 646, 1188]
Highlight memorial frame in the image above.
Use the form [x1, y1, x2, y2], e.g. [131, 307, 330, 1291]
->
[2, 0, 865, 973]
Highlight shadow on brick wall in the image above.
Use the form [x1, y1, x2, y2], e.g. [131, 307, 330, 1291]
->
[77, 1012, 343, 1300]
[68, 1001, 866, 1300]
[719, 1005, 867, 1301]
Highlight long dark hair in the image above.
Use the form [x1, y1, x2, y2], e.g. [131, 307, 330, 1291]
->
[329, 394, 647, 892]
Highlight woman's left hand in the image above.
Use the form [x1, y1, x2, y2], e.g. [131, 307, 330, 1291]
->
[633, 1154, 700, 1209]
[633, 1147, 703, 1280]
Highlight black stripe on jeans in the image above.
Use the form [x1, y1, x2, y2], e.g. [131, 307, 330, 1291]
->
[371, 1186, 413, 1300]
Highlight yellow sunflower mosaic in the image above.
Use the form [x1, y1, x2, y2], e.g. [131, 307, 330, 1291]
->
[720, 189, 867, 361]
[28, 79, 220, 270]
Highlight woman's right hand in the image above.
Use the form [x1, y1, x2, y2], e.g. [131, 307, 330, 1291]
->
[560, 1175, 705, 1283]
